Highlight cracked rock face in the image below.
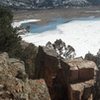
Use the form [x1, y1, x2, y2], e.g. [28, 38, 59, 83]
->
[0, 52, 51, 100]
[36, 45, 97, 100]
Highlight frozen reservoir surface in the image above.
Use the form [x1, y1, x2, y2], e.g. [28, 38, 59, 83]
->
[21, 18, 100, 57]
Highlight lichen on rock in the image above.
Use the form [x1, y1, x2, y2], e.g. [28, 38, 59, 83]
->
[0, 52, 51, 100]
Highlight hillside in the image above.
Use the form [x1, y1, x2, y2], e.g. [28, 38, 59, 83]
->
[0, 0, 100, 9]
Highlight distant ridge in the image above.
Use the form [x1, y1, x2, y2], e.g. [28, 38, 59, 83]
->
[0, 0, 100, 9]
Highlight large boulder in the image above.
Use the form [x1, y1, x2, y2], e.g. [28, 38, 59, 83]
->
[0, 75, 51, 100]
[67, 58, 97, 83]
[69, 80, 95, 100]
[0, 52, 51, 100]
[21, 43, 38, 79]
[0, 74, 29, 100]
[0, 52, 25, 77]
[35, 46, 59, 87]
[36, 45, 97, 100]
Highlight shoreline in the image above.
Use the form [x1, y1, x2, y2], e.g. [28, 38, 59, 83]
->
[13, 8, 100, 57]
[13, 7, 100, 24]
[12, 19, 41, 28]
[12, 16, 100, 29]
[18, 18, 100, 57]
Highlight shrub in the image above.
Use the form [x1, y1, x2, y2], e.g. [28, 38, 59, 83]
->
[0, 6, 22, 57]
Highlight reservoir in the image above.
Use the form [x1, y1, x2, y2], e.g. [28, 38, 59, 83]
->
[21, 17, 100, 57]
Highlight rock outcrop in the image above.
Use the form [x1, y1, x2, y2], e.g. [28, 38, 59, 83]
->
[67, 58, 97, 83]
[36, 46, 97, 100]
[21, 42, 38, 79]
[0, 46, 98, 100]
[85, 51, 100, 100]
[0, 52, 51, 100]
[66, 58, 97, 100]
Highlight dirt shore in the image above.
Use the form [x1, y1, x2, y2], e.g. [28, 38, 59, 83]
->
[13, 6, 100, 24]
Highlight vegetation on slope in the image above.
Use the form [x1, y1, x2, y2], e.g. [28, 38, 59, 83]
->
[0, 6, 22, 57]
[0, 6, 38, 79]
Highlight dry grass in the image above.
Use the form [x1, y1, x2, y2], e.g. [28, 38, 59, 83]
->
[13, 6, 100, 24]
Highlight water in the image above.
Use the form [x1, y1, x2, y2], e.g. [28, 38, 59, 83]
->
[21, 17, 100, 34]
[22, 17, 100, 57]
[21, 18, 68, 33]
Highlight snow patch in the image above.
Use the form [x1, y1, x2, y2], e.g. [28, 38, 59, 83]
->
[12, 19, 41, 28]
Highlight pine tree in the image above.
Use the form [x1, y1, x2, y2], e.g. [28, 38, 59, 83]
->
[0, 6, 22, 57]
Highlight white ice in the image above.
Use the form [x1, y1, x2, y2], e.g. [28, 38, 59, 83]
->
[12, 19, 41, 28]
[21, 19, 100, 57]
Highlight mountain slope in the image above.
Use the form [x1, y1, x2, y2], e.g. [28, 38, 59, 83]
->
[65, 0, 89, 6]
[0, 0, 99, 9]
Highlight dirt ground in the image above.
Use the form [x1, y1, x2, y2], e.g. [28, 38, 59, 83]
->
[13, 6, 100, 24]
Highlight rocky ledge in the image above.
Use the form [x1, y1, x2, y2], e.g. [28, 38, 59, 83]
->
[35, 46, 98, 100]
[0, 52, 51, 100]
[0, 41, 99, 100]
